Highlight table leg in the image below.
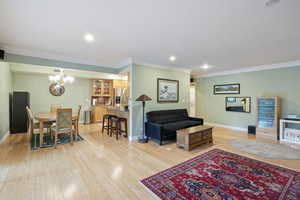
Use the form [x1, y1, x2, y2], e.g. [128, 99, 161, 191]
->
[39, 121, 44, 147]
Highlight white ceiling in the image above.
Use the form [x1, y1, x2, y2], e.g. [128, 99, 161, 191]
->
[1, 0, 300, 75]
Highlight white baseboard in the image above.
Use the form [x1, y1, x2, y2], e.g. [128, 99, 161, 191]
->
[205, 122, 247, 132]
[0, 131, 10, 144]
[129, 135, 139, 141]
[129, 123, 247, 141]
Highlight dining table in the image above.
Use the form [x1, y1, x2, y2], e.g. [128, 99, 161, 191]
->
[34, 112, 78, 147]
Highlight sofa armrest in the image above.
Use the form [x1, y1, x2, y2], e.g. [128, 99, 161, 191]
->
[145, 122, 163, 141]
[188, 117, 204, 124]
[145, 122, 163, 135]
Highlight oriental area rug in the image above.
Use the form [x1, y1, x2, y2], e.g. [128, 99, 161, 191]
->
[141, 149, 300, 200]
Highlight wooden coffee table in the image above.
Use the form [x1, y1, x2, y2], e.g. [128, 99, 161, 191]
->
[176, 125, 213, 151]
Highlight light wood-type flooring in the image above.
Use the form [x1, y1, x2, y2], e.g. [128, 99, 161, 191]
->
[0, 124, 299, 200]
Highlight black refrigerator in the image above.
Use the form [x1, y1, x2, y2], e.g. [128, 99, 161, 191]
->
[10, 91, 30, 134]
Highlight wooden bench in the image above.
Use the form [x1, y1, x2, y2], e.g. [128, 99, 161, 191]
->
[176, 125, 213, 151]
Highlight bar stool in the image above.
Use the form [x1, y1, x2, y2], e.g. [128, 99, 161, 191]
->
[110, 117, 128, 140]
[118, 117, 128, 138]
[110, 116, 120, 140]
[101, 114, 116, 135]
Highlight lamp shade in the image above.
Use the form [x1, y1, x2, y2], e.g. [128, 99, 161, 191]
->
[136, 94, 152, 102]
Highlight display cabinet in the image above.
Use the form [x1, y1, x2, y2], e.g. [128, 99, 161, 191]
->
[92, 80, 103, 96]
[256, 97, 280, 140]
[91, 79, 113, 123]
[92, 79, 113, 97]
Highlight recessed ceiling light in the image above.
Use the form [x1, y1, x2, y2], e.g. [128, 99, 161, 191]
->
[84, 33, 95, 43]
[202, 64, 209, 69]
[169, 55, 176, 62]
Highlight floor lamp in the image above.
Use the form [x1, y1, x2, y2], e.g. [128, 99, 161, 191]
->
[135, 94, 152, 143]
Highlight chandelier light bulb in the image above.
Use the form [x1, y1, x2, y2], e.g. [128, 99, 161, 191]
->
[49, 70, 74, 84]
[49, 75, 54, 81]
[63, 76, 75, 83]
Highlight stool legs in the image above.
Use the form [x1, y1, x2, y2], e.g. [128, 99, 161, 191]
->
[104, 117, 128, 141]
[124, 120, 128, 137]
[107, 119, 110, 136]
[102, 115, 112, 136]
[101, 116, 105, 134]
[118, 119, 128, 138]
[116, 121, 119, 140]
[109, 119, 113, 137]
[110, 119, 119, 140]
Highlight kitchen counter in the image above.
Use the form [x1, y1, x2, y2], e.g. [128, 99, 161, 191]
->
[100, 105, 130, 136]
[99, 105, 129, 113]
[101, 105, 129, 121]
[91, 105, 128, 122]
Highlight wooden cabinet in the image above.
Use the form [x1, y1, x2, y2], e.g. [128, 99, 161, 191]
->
[176, 126, 213, 151]
[92, 106, 107, 123]
[113, 80, 128, 88]
[256, 97, 280, 140]
[91, 79, 129, 123]
[92, 79, 113, 97]
[92, 80, 102, 96]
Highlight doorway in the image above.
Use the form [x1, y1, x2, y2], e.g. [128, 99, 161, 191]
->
[189, 85, 196, 117]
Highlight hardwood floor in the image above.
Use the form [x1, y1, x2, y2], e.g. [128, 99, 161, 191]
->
[0, 124, 299, 200]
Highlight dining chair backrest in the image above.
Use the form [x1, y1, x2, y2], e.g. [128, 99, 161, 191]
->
[51, 104, 62, 113]
[26, 106, 34, 135]
[56, 108, 72, 130]
[26, 106, 33, 120]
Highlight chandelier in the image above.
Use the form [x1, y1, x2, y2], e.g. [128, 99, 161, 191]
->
[48, 69, 74, 85]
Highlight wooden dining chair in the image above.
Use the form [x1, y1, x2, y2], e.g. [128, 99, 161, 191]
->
[51, 108, 74, 148]
[72, 105, 82, 140]
[26, 106, 52, 142]
[50, 104, 62, 113]
[26, 106, 37, 141]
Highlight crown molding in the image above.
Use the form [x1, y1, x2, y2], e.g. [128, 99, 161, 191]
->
[193, 60, 300, 78]
[113, 57, 133, 68]
[1, 44, 113, 67]
[133, 60, 191, 73]
[114, 58, 133, 74]
[10, 63, 127, 80]
[1, 44, 190, 74]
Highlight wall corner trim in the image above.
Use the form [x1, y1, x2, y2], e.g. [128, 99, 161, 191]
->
[205, 122, 247, 132]
[0, 131, 10, 144]
[133, 60, 191, 73]
[129, 135, 139, 142]
[194, 60, 300, 78]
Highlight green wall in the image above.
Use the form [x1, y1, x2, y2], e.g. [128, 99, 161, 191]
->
[12, 72, 92, 121]
[0, 62, 12, 140]
[131, 64, 190, 138]
[196, 66, 300, 129]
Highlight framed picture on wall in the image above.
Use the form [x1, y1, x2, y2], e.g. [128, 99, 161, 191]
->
[157, 78, 179, 103]
[214, 84, 240, 95]
[225, 97, 251, 113]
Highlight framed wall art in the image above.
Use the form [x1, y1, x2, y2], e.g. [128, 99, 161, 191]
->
[157, 78, 179, 103]
[214, 84, 240, 95]
[225, 97, 251, 113]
